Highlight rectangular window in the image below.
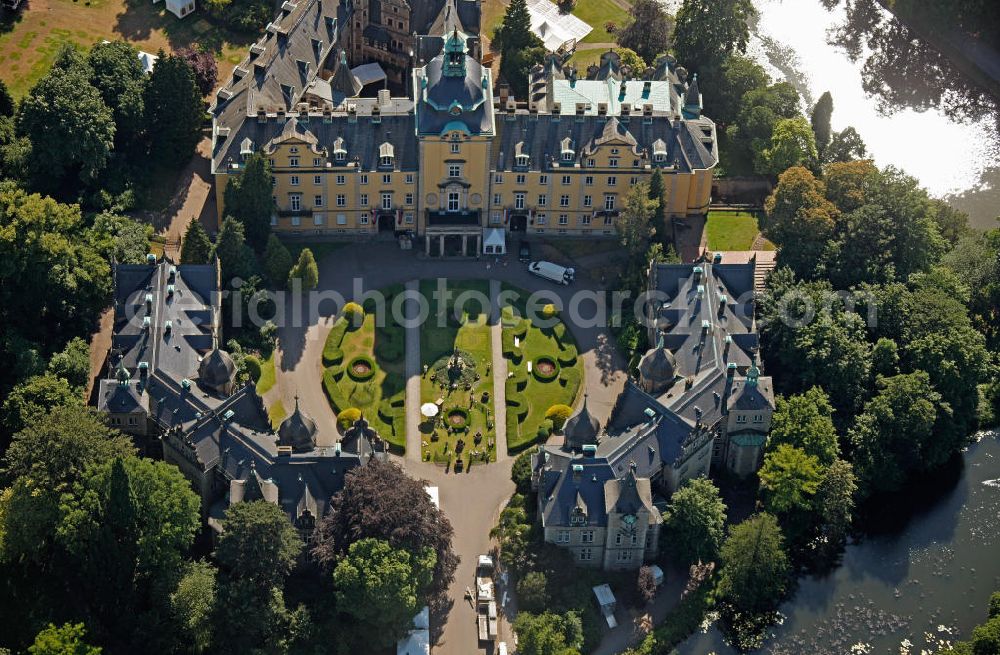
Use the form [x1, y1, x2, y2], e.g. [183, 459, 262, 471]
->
[562, 175, 572, 185]
[585, 176, 594, 186]
[360, 194, 369, 207]
[359, 212, 369, 225]
[405, 193, 413, 205]
[557, 531, 570, 544]
[516, 174, 526, 185]
[617, 549, 632, 561]
[605, 195, 616, 211]
[537, 194, 547, 207]
[451, 142, 461, 154]
[753, 414, 763, 423]
[269, 158, 275, 167]
[581, 214, 591, 225]
[272, 176, 277, 187]
[491, 212, 501, 224]
[405, 173, 414, 184]
[270, 214, 278, 226]
[558, 214, 568, 225]
[609, 158, 619, 168]
[313, 157, 322, 166]
[289, 157, 299, 167]
[604, 214, 614, 226]
[581, 530, 594, 544]
[607, 176, 617, 186]
[382, 193, 393, 210]
[615, 533, 623, 546]
[336, 194, 346, 207]
[337, 213, 347, 225]
[447, 191, 460, 212]
[493, 193, 502, 205]
[631, 533, 638, 546]
[382, 173, 392, 185]
[583, 195, 592, 207]
[289, 194, 301, 211]
[610, 148, 620, 155]
[336, 175, 345, 185]
[290, 175, 300, 186]
[291, 215, 301, 226]
[587, 158, 596, 167]
[514, 193, 525, 210]
[405, 212, 414, 224]
[539, 174, 548, 185]
[560, 195, 570, 207]
[579, 548, 592, 561]
[314, 195, 324, 207]
[495, 173, 503, 184]
[313, 213, 324, 226]
[737, 415, 747, 423]
[535, 213, 547, 225]
[360, 174, 369, 185]
[314, 175, 323, 185]
[448, 164, 462, 178]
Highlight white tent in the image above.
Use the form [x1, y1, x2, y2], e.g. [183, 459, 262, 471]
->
[165, 0, 195, 18]
[483, 228, 506, 255]
[526, 0, 593, 52]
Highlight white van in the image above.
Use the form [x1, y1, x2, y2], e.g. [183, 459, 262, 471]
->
[528, 260, 575, 285]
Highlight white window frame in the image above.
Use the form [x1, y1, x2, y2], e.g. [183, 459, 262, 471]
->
[447, 191, 460, 212]
[289, 194, 302, 212]
[381, 193, 393, 210]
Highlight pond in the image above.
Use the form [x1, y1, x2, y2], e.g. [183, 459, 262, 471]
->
[677, 431, 1000, 654]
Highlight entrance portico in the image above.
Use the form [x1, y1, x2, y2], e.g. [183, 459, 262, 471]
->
[424, 210, 482, 257]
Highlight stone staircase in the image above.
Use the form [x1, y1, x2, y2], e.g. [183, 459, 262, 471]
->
[753, 255, 776, 295]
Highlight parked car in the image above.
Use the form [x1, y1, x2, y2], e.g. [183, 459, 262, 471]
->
[518, 241, 531, 262]
[527, 260, 574, 285]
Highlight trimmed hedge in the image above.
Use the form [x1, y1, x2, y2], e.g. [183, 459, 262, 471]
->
[322, 317, 349, 365]
[532, 356, 560, 382]
[346, 355, 376, 381]
[322, 368, 350, 412]
[243, 354, 262, 382]
[445, 406, 470, 430]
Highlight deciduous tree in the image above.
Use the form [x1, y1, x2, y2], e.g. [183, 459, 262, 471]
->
[661, 477, 727, 566]
[27, 623, 101, 655]
[512, 611, 584, 655]
[46, 338, 92, 392]
[759, 445, 823, 515]
[717, 513, 789, 615]
[170, 561, 217, 654]
[763, 167, 838, 279]
[145, 52, 204, 169]
[810, 91, 834, 155]
[263, 234, 293, 287]
[673, 0, 756, 75]
[824, 126, 868, 163]
[762, 117, 818, 176]
[177, 48, 219, 96]
[767, 388, 839, 466]
[616, 0, 673, 64]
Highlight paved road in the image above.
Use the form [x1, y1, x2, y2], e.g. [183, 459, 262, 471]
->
[271, 242, 629, 654]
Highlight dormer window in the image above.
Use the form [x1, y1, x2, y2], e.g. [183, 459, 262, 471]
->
[333, 136, 347, 163]
[240, 137, 254, 161]
[560, 137, 574, 162]
[378, 142, 394, 168]
[571, 505, 587, 526]
[652, 138, 668, 163]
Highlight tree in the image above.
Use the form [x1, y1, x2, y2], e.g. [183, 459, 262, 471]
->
[170, 561, 217, 654]
[0, 405, 135, 493]
[223, 153, 273, 251]
[1, 374, 81, 442]
[215, 217, 252, 284]
[88, 213, 152, 265]
[616, 0, 673, 64]
[180, 220, 213, 264]
[791, 313, 872, 415]
[637, 565, 658, 603]
[617, 183, 657, 289]
[512, 611, 584, 655]
[616, 48, 647, 74]
[761, 117, 818, 176]
[517, 571, 550, 613]
[662, 477, 727, 566]
[848, 371, 949, 496]
[814, 459, 857, 557]
[717, 513, 789, 615]
[334, 538, 436, 647]
[46, 338, 92, 392]
[726, 82, 801, 174]
[712, 54, 769, 125]
[288, 247, 319, 291]
[263, 234, 293, 287]
[763, 167, 838, 279]
[673, 0, 756, 74]
[495, 0, 546, 98]
[214, 500, 301, 590]
[145, 52, 204, 169]
[313, 459, 459, 595]
[27, 623, 101, 655]
[647, 169, 669, 243]
[87, 41, 146, 155]
[0, 79, 14, 118]
[824, 126, 868, 163]
[176, 48, 218, 96]
[871, 336, 899, 377]
[767, 388, 839, 466]
[511, 450, 534, 494]
[759, 445, 823, 515]
[810, 91, 834, 156]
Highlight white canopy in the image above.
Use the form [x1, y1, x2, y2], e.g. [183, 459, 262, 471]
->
[526, 0, 593, 52]
[420, 402, 439, 417]
[483, 228, 506, 255]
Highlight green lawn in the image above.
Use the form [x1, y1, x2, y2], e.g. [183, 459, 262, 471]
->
[501, 283, 584, 452]
[705, 211, 775, 251]
[267, 399, 286, 429]
[321, 285, 407, 451]
[419, 280, 496, 470]
[573, 0, 631, 44]
[256, 350, 276, 395]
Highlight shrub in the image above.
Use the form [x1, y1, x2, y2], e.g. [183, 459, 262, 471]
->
[445, 407, 469, 430]
[337, 407, 362, 430]
[512, 450, 534, 493]
[536, 419, 554, 440]
[243, 354, 262, 382]
[322, 368, 350, 412]
[343, 301, 365, 325]
[532, 356, 560, 382]
[346, 355, 376, 382]
[541, 303, 559, 319]
[323, 318, 349, 365]
[545, 404, 573, 429]
[518, 571, 550, 613]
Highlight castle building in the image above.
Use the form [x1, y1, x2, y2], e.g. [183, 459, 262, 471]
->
[97, 257, 387, 538]
[531, 260, 773, 570]
[210, 0, 717, 256]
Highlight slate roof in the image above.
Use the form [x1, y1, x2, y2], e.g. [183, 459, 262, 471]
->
[415, 51, 493, 135]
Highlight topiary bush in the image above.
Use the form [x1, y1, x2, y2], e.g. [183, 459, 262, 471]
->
[532, 356, 560, 382]
[541, 303, 559, 320]
[342, 301, 365, 325]
[536, 419, 554, 440]
[322, 368, 350, 412]
[545, 403, 573, 429]
[323, 317, 349, 365]
[337, 407, 362, 431]
[445, 407, 470, 430]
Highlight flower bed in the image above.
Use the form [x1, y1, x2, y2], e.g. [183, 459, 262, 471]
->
[347, 355, 375, 381]
[532, 356, 560, 381]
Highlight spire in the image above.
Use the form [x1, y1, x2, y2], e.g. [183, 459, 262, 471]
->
[746, 360, 760, 388]
[116, 359, 131, 387]
[683, 73, 702, 119]
[443, 27, 467, 78]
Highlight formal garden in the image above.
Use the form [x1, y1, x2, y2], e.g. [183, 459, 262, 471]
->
[418, 280, 496, 471]
[321, 285, 407, 451]
[501, 283, 584, 452]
